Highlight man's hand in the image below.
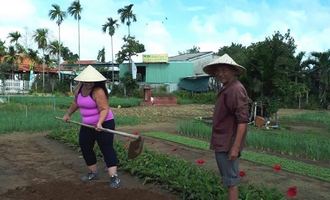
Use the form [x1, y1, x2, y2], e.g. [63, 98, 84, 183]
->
[228, 146, 240, 160]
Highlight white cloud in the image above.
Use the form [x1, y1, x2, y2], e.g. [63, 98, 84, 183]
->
[0, 0, 35, 21]
[185, 6, 206, 12]
[189, 15, 218, 36]
[296, 28, 330, 53]
[137, 21, 173, 55]
[231, 10, 258, 27]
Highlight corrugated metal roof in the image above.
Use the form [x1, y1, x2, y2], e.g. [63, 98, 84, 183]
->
[61, 60, 102, 65]
[169, 51, 214, 62]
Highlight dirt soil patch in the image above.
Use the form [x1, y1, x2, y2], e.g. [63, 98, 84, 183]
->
[113, 104, 214, 123]
[0, 133, 177, 200]
[1, 106, 329, 200]
[117, 105, 330, 200]
[118, 125, 330, 200]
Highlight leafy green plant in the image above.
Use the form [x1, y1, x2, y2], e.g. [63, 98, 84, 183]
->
[0, 103, 74, 134]
[281, 111, 330, 130]
[247, 128, 330, 161]
[48, 128, 283, 200]
[144, 131, 330, 182]
[177, 119, 330, 161]
[174, 90, 216, 104]
[109, 96, 142, 107]
[177, 120, 211, 140]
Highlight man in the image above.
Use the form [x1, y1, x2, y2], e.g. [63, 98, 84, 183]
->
[203, 54, 249, 200]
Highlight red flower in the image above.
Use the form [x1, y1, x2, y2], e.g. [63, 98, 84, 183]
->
[171, 148, 177, 151]
[273, 164, 282, 172]
[239, 170, 246, 177]
[133, 131, 139, 135]
[195, 159, 205, 165]
[287, 186, 297, 198]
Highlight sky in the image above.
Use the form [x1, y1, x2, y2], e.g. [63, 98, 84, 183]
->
[0, 0, 330, 62]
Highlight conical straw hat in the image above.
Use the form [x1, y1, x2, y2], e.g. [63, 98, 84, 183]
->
[74, 65, 106, 82]
[203, 54, 246, 76]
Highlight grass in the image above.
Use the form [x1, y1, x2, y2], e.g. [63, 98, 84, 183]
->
[110, 96, 142, 108]
[143, 131, 330, 182]
[176, 119, 330, 161]
[247, 128, 330, 161]
[281, 111, 330, 130]
[0, 103, 71, 134]
[2, 95, 142, 109]
[0, 102, 140, 134]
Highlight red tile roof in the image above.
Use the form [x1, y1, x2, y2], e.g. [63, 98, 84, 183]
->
[0, 56, 58, 74]
[61, 60, 100, 65]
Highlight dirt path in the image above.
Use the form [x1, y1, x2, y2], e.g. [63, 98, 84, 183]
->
[0, 133, 177, 200]
[118, 124, 330, 200]
[1, 105, 329, 200]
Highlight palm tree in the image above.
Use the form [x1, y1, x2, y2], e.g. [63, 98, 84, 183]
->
[33, 28, 48, 90]
[3, 46, 22, 79]
[48, 40, 61, 59]
[118, 4, 136, 76]
[306, 51, 330, 107]
[49, 4, 66, 80]
[97, 47, 105, 62]
[102, 17, 119, 85]
[117, 4, 136, 36]
[0, 40, 7, 56]
[26, 48, 40, 66]
[7, 31, 21, 45]
[68, 0, 82, 71]
[8, 31, 23, 53]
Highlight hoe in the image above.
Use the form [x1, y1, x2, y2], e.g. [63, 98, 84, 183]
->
[55, 117, 144, 159]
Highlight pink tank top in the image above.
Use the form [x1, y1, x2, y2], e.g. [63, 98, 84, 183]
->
[76, 93, 114, 125]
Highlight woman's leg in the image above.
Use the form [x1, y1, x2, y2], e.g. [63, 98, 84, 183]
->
[79, 126, 97, 172]
[96, 120, 120, 188]
[96, 120, 118, 175]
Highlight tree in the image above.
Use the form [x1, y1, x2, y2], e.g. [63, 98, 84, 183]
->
[7, 31, 21, 45]
[97, 47, 105, 62]
[0, 39, 6, 56]
[102, 17, 119, 85]
[26, 48, 41, 69]
[116, 36, 145, 64]
[48, 40, 63, 68]
[3, 46, 22, 78]
[61, 46, 79, 64]
[178, 45, 200, 55]
[117, 4, 136, 36]
[244, 30, 298, 114]
[291, 51, 310, 108]
[8, 31, 23, 53]
[68, 0, 82, 70]
[33, 28, 49, 90]
[49, 4, 66, 80]
[217, 43, 248, 66]
[305, 50, 330, 107]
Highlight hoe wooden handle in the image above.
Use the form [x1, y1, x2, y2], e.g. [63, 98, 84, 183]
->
[55, 117, 140, 139]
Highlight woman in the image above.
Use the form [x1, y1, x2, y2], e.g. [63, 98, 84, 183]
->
[63, 65, 120, 188]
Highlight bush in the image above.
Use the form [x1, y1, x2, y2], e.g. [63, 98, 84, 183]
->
[174, 90, 216, 104]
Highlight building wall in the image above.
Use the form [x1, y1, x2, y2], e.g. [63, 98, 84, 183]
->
[119, 62, 194, 84]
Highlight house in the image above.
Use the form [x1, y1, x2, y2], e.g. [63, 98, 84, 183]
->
[60, 60, 120, 82]
[0, 55, 58, 94]
[119, 52, 218, 92]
